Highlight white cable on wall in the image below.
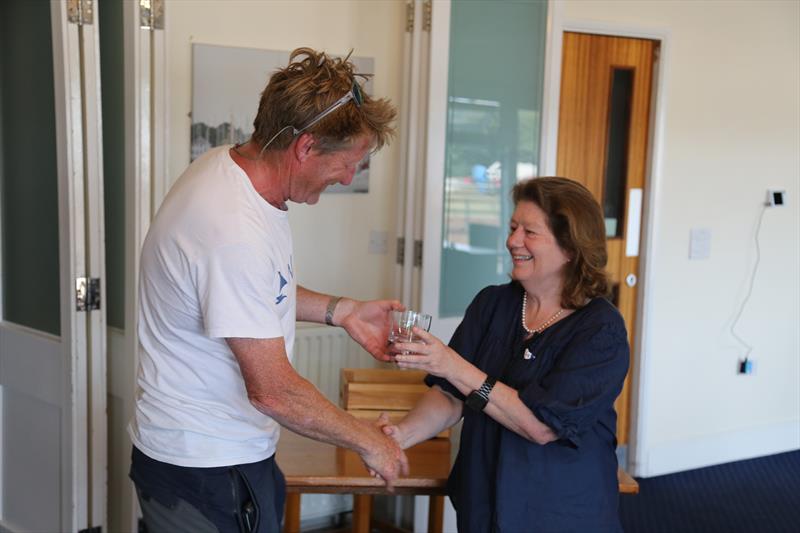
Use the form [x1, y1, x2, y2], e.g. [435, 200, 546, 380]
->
[729, 203, 768, 359]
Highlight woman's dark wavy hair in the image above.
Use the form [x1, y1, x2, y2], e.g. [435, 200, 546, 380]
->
[512, 177, 610, 309]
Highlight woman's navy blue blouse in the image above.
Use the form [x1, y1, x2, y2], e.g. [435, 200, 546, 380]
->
[426, 283, 629, 533]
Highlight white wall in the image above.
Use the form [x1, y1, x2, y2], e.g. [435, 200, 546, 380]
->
[562, 0, 800, 475]
[167, 0, 406, 301]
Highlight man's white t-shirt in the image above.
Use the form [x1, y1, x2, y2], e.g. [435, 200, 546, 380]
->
[129, 145, 296, 467]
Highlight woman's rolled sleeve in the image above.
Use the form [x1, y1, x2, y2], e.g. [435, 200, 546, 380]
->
[518, 320, 629, 447]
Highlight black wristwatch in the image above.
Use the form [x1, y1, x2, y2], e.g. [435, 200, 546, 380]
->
[465, 376, 497, 412]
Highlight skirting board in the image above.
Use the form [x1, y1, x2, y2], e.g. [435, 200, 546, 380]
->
[637, 420, 800, 478]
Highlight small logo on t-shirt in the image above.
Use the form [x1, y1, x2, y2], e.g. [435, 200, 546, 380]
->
[275, 256, 294, 305]
[276, 272, 288, 305]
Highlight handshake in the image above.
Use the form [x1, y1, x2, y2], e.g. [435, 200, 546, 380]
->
[357, 412, 411, 491]
[336, 300, 457, 490]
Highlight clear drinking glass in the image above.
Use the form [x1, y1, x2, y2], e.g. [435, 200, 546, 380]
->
[388, 310, 432, 352]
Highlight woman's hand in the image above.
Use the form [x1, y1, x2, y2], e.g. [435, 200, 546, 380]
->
[393, 327, 465, 381]
[374, 411, 409, 449]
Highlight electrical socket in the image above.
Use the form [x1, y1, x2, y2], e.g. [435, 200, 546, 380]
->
[766, 189, 786, 207]
[738, 358, 757, 375]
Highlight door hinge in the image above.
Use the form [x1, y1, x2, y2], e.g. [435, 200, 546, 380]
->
[413, 239, 423, 267]
[405, 1, 415, 33]
[396, 237, 406, 265]
[140, 0, 165, 30]
[78, 527, 101, 533]
[67, 0, 94, 25]
[422, 0, 432, 32]
[76, 277, 101, 312]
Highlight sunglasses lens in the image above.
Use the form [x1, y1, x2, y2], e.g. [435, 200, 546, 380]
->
[352, 82, 363, 107]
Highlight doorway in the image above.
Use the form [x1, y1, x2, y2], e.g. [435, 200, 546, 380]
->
[556, 31, 659, 445]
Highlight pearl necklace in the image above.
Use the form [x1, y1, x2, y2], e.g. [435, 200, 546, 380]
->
[521, 292, 564, 335]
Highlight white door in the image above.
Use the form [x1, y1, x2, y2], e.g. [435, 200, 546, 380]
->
[407, 0, 553, 341]
[0, 1, 106, 531]
[399, 1, 554, 530]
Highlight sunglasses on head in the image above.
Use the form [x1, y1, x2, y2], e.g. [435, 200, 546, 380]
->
[259, 81, 364, 154]
[294, 81, 363, 135]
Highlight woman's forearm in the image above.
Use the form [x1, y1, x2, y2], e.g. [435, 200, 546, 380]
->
[395, 387, 463, 449]
[482, 382, 557, 445]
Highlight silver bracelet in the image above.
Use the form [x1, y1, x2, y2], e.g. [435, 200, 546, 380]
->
[325, 296, 342, 326]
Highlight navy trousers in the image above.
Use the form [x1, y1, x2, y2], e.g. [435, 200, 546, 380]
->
[130, 446, 285, 533]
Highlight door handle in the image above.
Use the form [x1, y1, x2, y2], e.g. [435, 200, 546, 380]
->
[625, 273, 637, 287]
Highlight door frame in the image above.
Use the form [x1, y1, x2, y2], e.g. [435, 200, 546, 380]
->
[541, 8, 672, 476]
[54, 0, 109, 527]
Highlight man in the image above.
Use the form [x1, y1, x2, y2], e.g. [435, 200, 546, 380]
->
[129, 48, 408, 533]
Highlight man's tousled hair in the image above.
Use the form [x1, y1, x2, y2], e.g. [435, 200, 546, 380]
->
[252, 47, 396, 154]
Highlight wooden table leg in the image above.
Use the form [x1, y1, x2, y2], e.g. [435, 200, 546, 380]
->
[284, 493, 301, 533]
[428, 495, 444, 533]
[352, 494, 372, 533]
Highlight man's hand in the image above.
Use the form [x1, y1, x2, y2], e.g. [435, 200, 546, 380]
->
[357, 420, 409, 491]
[337, 298, 403, 362]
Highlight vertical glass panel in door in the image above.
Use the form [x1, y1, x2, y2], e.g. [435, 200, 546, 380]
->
[439, 0, 548, 317]
[1, 0, 60, 335]
[603, 68, 633, 238]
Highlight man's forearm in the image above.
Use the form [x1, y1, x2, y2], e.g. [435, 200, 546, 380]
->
[296, 285, 352, 326]
[249, 371, 377, 454]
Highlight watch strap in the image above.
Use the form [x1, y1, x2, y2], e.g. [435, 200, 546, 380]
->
[475, 375, 497, 401]
[466, 376, 497, 412]
[325, 296, 342, 326]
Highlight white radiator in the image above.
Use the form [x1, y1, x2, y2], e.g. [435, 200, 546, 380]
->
[292, 323, 383, 402]
[290, 323, 382, 528]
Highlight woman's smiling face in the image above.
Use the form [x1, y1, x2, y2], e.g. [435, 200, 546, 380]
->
[506, 200, 571, 287]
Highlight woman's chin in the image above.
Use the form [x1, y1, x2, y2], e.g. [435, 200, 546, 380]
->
[510, 269, 527, 282]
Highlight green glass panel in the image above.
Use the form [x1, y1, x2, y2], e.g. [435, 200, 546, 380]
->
[100, 0, 125, 329]
[439, 0, 548, 317]
[1, 0, 60, 335]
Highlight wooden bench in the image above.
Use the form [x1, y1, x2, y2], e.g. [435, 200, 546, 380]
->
[277, 431, 450, 533]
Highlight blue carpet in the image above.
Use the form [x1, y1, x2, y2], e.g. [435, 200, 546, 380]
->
[619, 450, 800, 532]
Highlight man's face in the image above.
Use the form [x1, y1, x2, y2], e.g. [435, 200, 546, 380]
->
[291, 134, 373, 205]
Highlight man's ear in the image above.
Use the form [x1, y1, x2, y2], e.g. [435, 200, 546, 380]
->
[294, 133, 316, 162]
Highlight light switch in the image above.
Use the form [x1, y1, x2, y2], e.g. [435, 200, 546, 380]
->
[368, 230, 388, 255]
[689, 228, 711, 260]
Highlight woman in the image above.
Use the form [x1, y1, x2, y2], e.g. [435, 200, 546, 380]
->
[386, 177, 629, 532]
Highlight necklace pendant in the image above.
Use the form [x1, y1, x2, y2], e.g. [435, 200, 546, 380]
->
[523, 348, 534, 360]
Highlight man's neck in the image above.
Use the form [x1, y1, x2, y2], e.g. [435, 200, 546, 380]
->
[230, 140, 291, 210]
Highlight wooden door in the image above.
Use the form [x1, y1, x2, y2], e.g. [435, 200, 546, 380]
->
[557, 32, 658, 445]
